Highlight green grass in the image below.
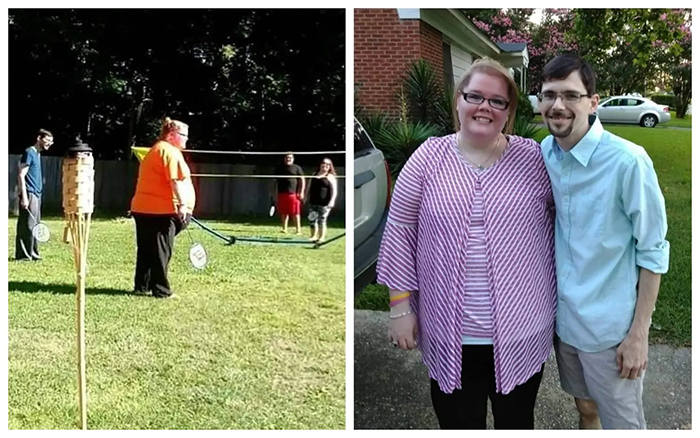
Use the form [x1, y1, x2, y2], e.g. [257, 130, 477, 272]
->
[357, 126, 691, 347]
[664, 111, 692, 128]
[9, 216, 346, 429]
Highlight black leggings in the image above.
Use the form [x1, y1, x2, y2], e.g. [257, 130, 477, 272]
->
[430, 345, 544, 429]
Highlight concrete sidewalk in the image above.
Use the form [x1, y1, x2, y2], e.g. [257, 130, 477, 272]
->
[354, 310, 692, 429]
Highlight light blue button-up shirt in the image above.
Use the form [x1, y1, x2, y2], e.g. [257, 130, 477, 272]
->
[541, 116, 670, 353]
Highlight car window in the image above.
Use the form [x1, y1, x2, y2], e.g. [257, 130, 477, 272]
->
[603, 99, 620, 107]
[354, 122, 376, 157]
[619, 99, 642, 106]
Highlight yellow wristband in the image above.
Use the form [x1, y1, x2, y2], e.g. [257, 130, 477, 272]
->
[390, 292, 411, 302]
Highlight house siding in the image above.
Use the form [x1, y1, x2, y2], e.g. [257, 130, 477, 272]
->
[355, 9, 444, 117]
[451, 44, 473, 85]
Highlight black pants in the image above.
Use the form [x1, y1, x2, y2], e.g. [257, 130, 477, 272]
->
[132, 213, 188, 298]
[430, 345, 544, 429]
[15, 193, 41, 260]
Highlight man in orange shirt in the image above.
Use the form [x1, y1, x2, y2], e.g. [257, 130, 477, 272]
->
[130, 117, 196, 299]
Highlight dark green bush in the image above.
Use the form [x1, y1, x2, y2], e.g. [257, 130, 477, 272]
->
[650, 94, 676, 110]
[512, 114, 540, 139]
[516, 90, 534, 120]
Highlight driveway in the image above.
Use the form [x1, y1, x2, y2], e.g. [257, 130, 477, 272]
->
[354, 309, 692, 430]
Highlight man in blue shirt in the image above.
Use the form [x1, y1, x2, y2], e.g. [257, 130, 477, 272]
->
[15, 129, 53, 260]
[537, 54, 670, 429]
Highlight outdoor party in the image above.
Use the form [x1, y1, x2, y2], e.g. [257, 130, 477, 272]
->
[8, 9, 346, 429]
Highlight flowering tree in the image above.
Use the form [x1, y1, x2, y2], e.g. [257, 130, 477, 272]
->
[651, 10, 692, 117]
[569, 8, 690, 115]
[528, 9, 578, 94]
[462, 9, 577, 94]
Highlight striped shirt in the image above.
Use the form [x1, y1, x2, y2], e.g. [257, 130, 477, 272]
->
[377, 133, 556, 395]
[463, 184, 493, 339]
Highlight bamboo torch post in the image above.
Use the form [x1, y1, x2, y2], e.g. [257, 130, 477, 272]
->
[62, 137, 94, 430]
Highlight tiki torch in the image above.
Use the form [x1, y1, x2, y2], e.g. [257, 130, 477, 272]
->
[62, 137, 94, 430]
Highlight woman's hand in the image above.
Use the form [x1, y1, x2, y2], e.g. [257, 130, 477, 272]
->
[388, 302, 418, 350]
[177, 204, 188, 222]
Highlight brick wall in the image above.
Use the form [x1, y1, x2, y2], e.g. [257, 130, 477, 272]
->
[419, 21, 445, 86]
[355, 9, 423, 116]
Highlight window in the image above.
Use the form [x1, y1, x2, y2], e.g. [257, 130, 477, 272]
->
[354, 121, 376, 157]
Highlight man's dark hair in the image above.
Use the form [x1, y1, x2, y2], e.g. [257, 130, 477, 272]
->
[542, 53, 597, 95]
[36, 129, 53, 139]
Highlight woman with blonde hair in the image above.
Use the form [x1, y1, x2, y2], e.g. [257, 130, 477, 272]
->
[377, 58, 556, 429]
[130, 117, 196, 299]
[305, 157, 337, 242]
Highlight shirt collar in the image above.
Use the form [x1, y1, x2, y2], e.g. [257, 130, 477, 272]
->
[548, 115, 603, 165]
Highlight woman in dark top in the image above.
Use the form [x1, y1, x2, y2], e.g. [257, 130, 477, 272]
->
[305, 158, 337, 243]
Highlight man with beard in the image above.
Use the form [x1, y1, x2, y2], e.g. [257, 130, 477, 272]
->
[537, 53, 669, 429]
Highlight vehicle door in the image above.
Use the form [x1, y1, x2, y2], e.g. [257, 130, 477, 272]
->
[620, 98, 644, 123]
[597, 98, 623, 122]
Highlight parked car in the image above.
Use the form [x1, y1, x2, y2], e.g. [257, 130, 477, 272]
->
[528, 95, 541, 115]
[354, 118, 391, 296]
[595, 96, 671, 128]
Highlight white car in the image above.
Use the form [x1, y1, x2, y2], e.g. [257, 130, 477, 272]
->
[528, 95, 541, 115]
[354, 118, 391, 295]
[595, 96, 671, 128]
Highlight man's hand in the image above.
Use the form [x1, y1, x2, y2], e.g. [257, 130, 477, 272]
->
[298, 192, 305, 202]
[616, 332, 648, 379]
[20, 196, 29, 210]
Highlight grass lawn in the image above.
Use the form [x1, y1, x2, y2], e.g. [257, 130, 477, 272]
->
[9, 215, 346, 429]
[357, 126, 691, 347]
[664, 111, 691, 128]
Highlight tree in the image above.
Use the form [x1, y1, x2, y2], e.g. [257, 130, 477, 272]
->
[8, 9, 346, 160]
[568, 9, 689, 103]
[527, 9, 578, 93]
[651, 10, 692, 118]
[461, 9, 577, 94]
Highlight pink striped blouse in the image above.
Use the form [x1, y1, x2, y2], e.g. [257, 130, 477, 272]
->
[377, 133, 556, 395]
[462, 188, 492, 338]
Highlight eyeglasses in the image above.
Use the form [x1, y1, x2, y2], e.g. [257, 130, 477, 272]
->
[538, 91, 591, 104]
[462, 92, 509, 110]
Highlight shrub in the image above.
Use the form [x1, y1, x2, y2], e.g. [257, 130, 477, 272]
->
[650, 94, 676, 110]
[516, 90, 534, 120]
[373, 119, 441, 176]
[512, 114, 540, 139]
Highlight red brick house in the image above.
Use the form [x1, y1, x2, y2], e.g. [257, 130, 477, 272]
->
[355, 8, 529, 117]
